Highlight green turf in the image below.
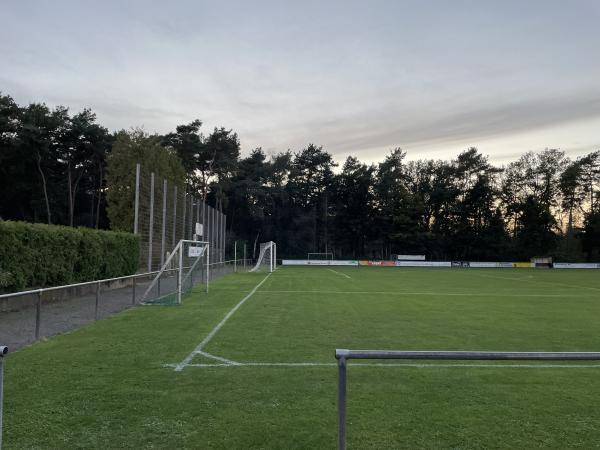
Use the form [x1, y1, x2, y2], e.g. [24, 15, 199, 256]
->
[4, 267, 600, 449]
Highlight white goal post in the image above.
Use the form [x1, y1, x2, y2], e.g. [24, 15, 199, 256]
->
[141, 239, 209, 305]
[250, 241, 277, 273]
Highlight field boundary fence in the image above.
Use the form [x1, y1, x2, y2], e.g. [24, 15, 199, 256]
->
[0, 256, 252, 352]
[335, 349, 600, 450]
[133, 163, 228, 271]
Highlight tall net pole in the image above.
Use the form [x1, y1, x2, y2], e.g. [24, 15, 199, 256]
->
[148, 172, 155, 272]
[133, 163, 140, 234]
[160, 179, 167, 268]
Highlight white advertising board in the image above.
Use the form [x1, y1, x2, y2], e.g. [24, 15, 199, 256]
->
[282, 260, 358, 266]
[554, 262, 600, 269]
[469, 262, 514, 268]
[396, 254, 426, 261]
[395, 261, 451, 267]
[188, 246, 203, 257]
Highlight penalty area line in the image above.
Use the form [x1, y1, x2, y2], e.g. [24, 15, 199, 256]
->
[165, 361, 600, 369]
[173, 272, 272, 371]
[327, 268, 351, 279]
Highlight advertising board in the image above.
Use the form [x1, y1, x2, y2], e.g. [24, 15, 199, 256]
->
[282, 260, 358, 266]
[395, 261, 451, 267]
[554, 263, 600, 269]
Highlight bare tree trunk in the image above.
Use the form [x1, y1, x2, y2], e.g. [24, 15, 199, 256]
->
[36, 152, 52, 224]
[68, 163, 84, 227]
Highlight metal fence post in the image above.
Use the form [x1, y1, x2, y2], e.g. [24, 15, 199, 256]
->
[223, 214, 226, 263]
[172, 185, 178, 249]
[35, 290, 41, 340]
[95, 282, 100, 320]
[181, 191, 187, 246]
[244, 244, 247, 270]
[206, 245, 210, 293]
[0, 345, 7, 450]
[132, 276, 136, 305]
[148, 172, 155, 272]
[234, 241, 237, 273]
[177, 244, 183, 305]
[161, 179, 167, 267]
[134, 163, 140, 234]
[189, 197, 195, 240]
[337, 353, 347, 450]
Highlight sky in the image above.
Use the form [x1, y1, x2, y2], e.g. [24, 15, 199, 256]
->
[2, 0, 600, 165]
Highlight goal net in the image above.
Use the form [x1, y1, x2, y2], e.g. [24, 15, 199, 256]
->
[141, 240, 209, 305]
[250, 241, 277, 273]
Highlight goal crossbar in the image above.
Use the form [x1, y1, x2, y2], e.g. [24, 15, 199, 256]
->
[335, 348, 600, 450]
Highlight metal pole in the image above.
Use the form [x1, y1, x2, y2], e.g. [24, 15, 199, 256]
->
[215, 208, 219, 263]
[189, 197, 195, 240]
[35, 290, 41, 340]
[337, 355, 347, 450]
[244, 244, 246, 270]
[209, 207, 213, 264]
[161, 179, 167, 267]
[181, 191, 187, 247]
[0, 346, 8, 450]
[206, 245, 210, 293]
[134, 163, 140, 234]
[178, 244, 183, 305]
[172, 185, 178, 249]
[95, 282, 100, 320]
[148, 172, 155, 272]
[132, 276, 136, 305]
[234, 241, 237, 273]
[223, 214, 226, 263]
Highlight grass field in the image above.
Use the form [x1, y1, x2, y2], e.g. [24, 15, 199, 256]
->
[4, 266, 600, 449]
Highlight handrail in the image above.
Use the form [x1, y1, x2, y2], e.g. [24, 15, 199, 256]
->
[335, 348, 600, 450]
[0, 270, 167, 300]
[0, 257, 252, 300]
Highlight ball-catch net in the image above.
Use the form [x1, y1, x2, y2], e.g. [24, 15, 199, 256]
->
[250, 241, 277, 273]
[141, 239, 209, 305]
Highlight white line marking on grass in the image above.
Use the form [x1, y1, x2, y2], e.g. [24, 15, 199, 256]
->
[473, 272, 600, 292]
[173, 272, 272, 371]
[327, 268, 351, 279]
[195, 350, 241, 365]
[252, 290, 587, 298]
[174, 362, 600, 369]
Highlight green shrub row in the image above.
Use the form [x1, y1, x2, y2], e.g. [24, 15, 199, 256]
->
[0, 221, 140, 292]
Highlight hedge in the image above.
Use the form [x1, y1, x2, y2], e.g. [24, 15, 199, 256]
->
[0, 221, 140, 293]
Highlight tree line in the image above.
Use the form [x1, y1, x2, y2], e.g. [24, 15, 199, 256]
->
[1, 92, 599, 261]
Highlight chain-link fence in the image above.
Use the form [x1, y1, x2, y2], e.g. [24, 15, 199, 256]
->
[134, 163, 227, 272]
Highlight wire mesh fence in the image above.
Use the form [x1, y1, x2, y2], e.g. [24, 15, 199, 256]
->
[134, 163, 227, 272]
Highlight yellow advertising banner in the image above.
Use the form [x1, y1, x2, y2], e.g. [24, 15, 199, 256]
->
[512, 262, 533, 268]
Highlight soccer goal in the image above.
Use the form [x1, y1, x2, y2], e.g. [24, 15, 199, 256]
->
[141, 239, 209, 305]
[250, 241, 277, 272]
[307, 252, 333, 264]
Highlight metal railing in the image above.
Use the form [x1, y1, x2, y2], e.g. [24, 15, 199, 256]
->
[0, 345, 7, 450]
[0, 259, 254, 351]
[335, 349, 600, 450]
